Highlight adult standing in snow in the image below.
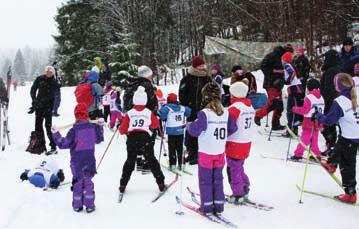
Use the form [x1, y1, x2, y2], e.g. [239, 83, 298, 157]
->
[99, 61, 112, 87]
[294, 47, 311, 92]
[320, 50, 341, 156]
[178, 56, 212, 165]
[254, 46, 286, 130]
[30, 66, 58, 155]
[52, 61, 61, 117]
[122, 65, 158, 172]
[91, 57, 102, 74]
[339, 37, 359, 76]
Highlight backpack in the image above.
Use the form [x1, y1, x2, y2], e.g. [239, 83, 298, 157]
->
[74, 82, 94, 107]
[26, 131, 47, 154]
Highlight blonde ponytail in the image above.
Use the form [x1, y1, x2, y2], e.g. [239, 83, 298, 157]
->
[350, 86, 357, 111]
[335, 73, 357, 111]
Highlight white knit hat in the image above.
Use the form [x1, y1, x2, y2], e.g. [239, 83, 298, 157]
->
[133, 86, 147, 106]
[229, 81, 248, 98]
[138, 65, 153, 78]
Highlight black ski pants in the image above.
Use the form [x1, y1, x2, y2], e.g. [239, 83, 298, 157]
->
[120, 132, 165, 187]
[35, 109, 56, 149]
[328, 136, 358, 194]
[168, 135, 184, 166]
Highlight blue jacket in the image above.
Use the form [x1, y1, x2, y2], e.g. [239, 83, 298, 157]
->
[340, 48, 359, 76]
[159, 103, 191, 135]
[316, 89, 359, 143]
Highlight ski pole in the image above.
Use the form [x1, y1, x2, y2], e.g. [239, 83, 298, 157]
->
[265, 114, 269, 127]
[285, 97, 298, 162]
[286, 125, 343, 189]
[298, 125, 315, 203]
[96, 128, 118, 170]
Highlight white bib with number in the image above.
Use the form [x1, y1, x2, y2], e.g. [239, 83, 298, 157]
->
[304, 94, 325, 118]
[103, 90, 114, 106]
[166, 106, 186, 128]
[128, 108, 152, 134]
[227, 102, 255, 143]
[198, 108, 228, 155]
[28, 159, 59, 185]
[335, 95, 359, 139]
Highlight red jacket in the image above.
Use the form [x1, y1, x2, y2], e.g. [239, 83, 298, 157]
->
[119, 105, 159, 135]
[225, 97, 252, 160]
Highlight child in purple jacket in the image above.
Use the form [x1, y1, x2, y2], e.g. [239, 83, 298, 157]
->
[52, 103, 104, 213]
[188, 82, 237, 216]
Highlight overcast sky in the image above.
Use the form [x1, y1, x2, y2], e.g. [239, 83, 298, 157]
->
[0, 0, 66, 49]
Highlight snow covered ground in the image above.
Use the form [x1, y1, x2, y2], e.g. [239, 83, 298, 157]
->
[0, 76, 358, 229]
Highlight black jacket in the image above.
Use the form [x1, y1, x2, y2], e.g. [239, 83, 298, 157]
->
[30, 75, 57, 113]
[320, 50, 341, 105]
[178, 70, 212, 121]
[0, 79, 7, 103]
[261, 46, 286, 90]
[339, 48, 359, 76]
[123, 77, 157, 112]
[294, 55, 311, 81]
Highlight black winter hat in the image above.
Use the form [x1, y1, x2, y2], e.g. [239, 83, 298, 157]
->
[231, 65, 242, 73]
[343, 37, 354, 46]
[306, 78, 320, 91]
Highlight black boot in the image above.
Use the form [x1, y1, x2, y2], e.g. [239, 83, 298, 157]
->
[272, 120, 285, 131]
[254, 117, 261, 126]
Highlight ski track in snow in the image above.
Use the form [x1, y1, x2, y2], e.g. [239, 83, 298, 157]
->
[0, 74, 358, 229]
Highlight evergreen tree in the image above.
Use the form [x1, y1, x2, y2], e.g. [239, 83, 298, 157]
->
[54, 0, 111, 85]
[13, 49, 26, 86]
[1, 58, 12, 80]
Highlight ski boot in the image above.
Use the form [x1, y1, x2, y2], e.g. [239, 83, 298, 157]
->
[290, 155, 303, 161]
[321, 160, 337, 173]
[227, 195, 245, 205]
[336, 193, 357, 204]
[158, 183, 168, 192]
[45, 148, 58, 156]
[309, 155, 321, 162]
[73, 207, 83, 212]
[86, 207, 95, 213]
[271, 121, 286, 131]
[254, 116, 261, 126]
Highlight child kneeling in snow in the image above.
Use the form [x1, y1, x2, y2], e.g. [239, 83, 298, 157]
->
[52, 103, 104, 213]
[225, 81, 255, 204]
[20, 157, 65, 189]
[159, 93, 191, 170]
[188, 82, 237, 216]
[291, 78, 325, 161]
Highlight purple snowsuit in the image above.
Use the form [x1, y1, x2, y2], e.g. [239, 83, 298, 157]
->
[189, 110, 237, 214]
[52, 120, 104, 209]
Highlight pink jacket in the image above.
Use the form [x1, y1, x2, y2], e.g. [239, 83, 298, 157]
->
[292, 89, 323, 130]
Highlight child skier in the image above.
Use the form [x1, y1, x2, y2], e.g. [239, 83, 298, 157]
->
[118, 86, 166, 194]
[188, 82, 237, 216]
[52, 103, 104, 213]
[225, 81, 255, 204]
[282, 51, 304, 137]
[158, 93, 191, 170]
[102, 81, 115, 123]
[20, 157, 65, 189]
[317, 73, 358, 204]
[291, 78, 325, 161]
[109, 89, 123, 129]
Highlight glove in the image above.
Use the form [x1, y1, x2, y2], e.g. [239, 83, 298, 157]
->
[57, 169, 65, 182]
[28, 107, 35, 114]
[49, 179, 60, 189]
[20, 171, 29, 181]
[292, 106, 298, 113]
[97, 118, 105, 126]
[51, 125, 58, 133]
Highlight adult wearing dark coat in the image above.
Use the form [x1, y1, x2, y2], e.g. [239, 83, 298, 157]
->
[30, 66, 58, 154]
[294, 47, 311, 92]
[339, 37, 359, 76]
[178, 56, 211, 165]
[255, 46, 286, 130]
[320, 49, 341, 156]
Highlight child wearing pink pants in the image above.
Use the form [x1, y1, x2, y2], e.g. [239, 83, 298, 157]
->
[291, 78, 325, 160]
